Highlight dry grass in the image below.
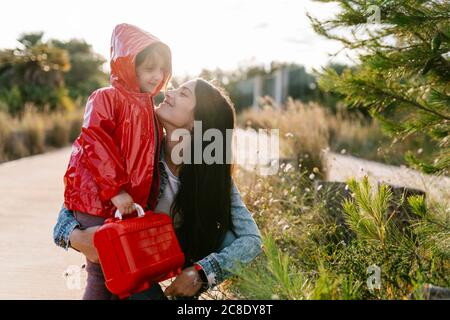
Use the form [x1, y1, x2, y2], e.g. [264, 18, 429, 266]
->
[238, 99, 429, 174]
[238, 99, 329, 174]
[0, 106, 83, 162]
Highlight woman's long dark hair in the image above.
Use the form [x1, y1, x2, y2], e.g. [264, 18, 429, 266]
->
[172, 79, 236, 265]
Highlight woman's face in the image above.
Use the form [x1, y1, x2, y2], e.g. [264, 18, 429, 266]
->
[156, 79, 197, 130]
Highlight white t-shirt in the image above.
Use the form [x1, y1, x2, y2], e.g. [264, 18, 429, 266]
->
[154, 159, 180, 225]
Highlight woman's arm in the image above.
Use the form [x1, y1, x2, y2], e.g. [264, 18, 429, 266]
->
[69, 227, 100, 263]
[195, 181, 263, 288]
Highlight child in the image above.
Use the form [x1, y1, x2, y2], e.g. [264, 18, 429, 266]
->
[62, 23, 172, 299]
[64, 23, 171, 218]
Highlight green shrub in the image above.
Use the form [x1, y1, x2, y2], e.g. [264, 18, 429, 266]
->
[231, 166, 449, 300]
[231, 234, 311, 300]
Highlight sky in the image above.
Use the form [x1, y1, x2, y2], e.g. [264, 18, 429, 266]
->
[1, 0, 350, 77]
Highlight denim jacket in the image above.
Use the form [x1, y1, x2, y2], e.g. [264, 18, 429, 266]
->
[53, 148, 262, 288]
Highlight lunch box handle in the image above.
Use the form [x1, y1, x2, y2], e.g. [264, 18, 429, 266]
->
[114, 203, 145, 220]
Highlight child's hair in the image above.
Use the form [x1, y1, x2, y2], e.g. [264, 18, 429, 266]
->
[135, 42, 172, 91]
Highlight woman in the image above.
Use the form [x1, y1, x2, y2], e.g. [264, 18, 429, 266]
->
[53, 78, 262, 300]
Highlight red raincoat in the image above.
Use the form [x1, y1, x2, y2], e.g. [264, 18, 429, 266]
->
[63, 24, 170, 218]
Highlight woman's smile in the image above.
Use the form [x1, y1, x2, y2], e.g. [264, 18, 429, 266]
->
[161, 98, 174, 108]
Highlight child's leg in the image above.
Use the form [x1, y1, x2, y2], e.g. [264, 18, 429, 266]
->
[83, 260, 114, 300]
[73, 211, 117, 300]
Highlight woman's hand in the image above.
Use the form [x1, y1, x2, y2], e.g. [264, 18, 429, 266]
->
[164, 267, 204, 298]
[69, 226, 100, 263]
[111, 189, 135, 215]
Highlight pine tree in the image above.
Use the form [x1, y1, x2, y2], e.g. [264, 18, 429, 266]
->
[308, 0, 450, 175]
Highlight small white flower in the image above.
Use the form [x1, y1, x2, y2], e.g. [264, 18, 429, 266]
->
[284, 163, 293, 172]
[284, 132, 294, 138]
[309, 173, 315, 180]
[317, 184, 323, 191]
[305, 188, 311, 193]
[207, 272, 217, 286]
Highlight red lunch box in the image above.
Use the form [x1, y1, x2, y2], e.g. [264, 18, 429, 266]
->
[93, 203, 185, 299]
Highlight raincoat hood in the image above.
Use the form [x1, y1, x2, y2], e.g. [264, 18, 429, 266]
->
[110, 23, 171, 93]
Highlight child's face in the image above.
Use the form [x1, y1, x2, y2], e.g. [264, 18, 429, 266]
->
[136, 53, 166, 94]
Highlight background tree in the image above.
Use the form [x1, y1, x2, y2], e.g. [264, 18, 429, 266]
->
[0, 32, 72, 114]
[51, 39, 108, 100]
[188, 62, 346, 113]
[0, 33, 108, 115]
[308, 0, 450, 175]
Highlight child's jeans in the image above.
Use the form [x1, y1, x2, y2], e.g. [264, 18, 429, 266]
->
[73, 211, 167, 300]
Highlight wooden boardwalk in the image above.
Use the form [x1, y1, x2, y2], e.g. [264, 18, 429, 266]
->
[0, 147, 86, 299]
[323, 151, 450, 205]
